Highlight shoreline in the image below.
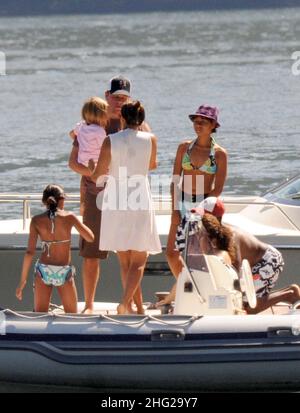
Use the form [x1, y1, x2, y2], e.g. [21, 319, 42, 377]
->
[0, 0, 299, 17]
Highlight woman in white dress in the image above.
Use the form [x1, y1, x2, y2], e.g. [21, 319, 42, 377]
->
[91, 101, 161, 314]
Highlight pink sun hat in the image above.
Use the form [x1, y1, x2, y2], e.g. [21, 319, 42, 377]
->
[189, 104, 220, 128]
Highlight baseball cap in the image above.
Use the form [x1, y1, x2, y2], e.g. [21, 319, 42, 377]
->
[109, 75, 131, 96]
[191, 197, 225, 218]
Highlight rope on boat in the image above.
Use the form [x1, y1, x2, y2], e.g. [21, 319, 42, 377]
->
[1, 309, 146, 324]
[99, 313, 202, 326]
[1, 309, 57, 319]
[147, 314, 202, 326]
[1, 308, 99, 320]
[0, 308, 201, 326]
[99, 314, 151, 325]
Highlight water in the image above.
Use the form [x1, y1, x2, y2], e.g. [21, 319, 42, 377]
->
[0, 8, 300, 392]
[0, 8, 300, 219]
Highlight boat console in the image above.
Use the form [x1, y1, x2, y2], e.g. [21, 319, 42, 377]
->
[174, 227, 257, 316]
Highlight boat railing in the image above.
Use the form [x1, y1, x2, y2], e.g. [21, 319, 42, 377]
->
[0, 193, 173, 230]
[0, 193, 81, 230]
[0, 193, 298, 231]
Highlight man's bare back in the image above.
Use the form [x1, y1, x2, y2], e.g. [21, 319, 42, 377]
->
[225, 224, 268, 270]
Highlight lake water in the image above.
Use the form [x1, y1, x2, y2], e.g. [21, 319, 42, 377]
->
[0, 7, 300, 393]
[0, 7, 300, 218]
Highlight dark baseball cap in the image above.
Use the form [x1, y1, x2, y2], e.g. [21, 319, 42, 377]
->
[109, 75, 131, 96]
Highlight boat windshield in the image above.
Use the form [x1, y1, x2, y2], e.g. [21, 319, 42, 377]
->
[263, 174, 300, 205]
[185, 229, 209, 273]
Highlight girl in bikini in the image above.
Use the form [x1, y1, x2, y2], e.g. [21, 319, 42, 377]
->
[16, 184, 94, 313]
[166, 104, 228, 281]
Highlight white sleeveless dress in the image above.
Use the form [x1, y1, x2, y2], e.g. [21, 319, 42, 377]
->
[99, 128, 161, 254]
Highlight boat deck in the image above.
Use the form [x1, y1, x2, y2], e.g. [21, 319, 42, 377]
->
[49, 301, 292, 317]
[259, 303, 291, 315]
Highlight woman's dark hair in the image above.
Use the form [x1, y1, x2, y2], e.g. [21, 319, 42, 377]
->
[208, 119, 217, 134]
[42, 184, 65, 217]
[121, 100, 145, 126]
[201, 213, 235, 263]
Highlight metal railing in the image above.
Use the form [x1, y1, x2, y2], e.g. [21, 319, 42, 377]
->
[0, 193, 81, 230]
[0, 193, 172, 230]
[0, 193, 299, 232]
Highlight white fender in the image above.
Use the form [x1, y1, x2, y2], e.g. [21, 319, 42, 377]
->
[240, 259, 257, 309]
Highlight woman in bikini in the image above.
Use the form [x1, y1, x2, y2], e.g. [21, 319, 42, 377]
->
[16, 184, 94, 313]
[166, 104, 228, 281]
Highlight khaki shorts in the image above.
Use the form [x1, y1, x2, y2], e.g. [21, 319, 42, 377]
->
[79, 190, 108, 259]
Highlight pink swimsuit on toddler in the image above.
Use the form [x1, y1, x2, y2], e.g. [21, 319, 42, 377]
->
[74, 121, 107, 166]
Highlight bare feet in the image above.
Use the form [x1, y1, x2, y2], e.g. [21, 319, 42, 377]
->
[136, 305, 145, 315]
[81, 307, 94, 315]
[117, 303, 129, 315]
[128, 306, 137, 314]
[128, 304, 145, 314]
[156, 297, 172, 308]
[117, 303, 145, 315]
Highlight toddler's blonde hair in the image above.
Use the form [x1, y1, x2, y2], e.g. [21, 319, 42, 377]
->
[82, 97, 108, 127]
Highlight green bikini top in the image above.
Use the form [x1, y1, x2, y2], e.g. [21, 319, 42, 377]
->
[181, 137, 217, 174]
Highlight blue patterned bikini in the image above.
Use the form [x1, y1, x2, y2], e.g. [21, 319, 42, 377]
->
[35, 261, 75, 287]
[35, 212, 75, 287]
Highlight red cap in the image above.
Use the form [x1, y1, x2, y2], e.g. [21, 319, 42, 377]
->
[191, 197, 225, 218]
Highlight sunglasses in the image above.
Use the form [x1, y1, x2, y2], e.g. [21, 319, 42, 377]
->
[193, 118, 212, 126]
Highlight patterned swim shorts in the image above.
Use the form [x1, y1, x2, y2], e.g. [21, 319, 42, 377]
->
[251, 247, 284, 297]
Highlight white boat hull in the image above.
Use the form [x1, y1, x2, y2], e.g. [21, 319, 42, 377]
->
[1, 179, 300, 309]
[0, 311, 300, 390]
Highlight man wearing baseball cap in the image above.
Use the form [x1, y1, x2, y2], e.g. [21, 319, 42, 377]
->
[213, 202, 298, 314]
[196, 198, 300, 313]
[103, 75, 151, 133]
[109, 75, 131, 96]
[69, 75, 150, 313]
[160, 197, 299, 313]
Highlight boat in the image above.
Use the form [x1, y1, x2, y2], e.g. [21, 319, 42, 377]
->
[0, 255, 300, 391]
[0, 188, 300, 391]
[0, 173, 300, 310]
[0, 306, 300, 391]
